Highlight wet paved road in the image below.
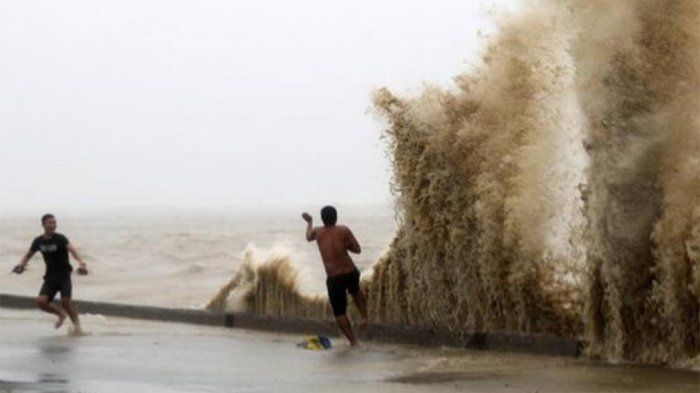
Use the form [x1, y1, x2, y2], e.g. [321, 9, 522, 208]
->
[1, 309, 698, 393]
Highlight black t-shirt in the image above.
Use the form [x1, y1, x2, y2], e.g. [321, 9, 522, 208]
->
[30, 233, 72, 278]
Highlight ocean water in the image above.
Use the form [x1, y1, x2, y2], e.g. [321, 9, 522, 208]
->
[0, 206, 396, 308]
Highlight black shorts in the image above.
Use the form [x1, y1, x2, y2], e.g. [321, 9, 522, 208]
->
[39, 274, 72, 301]
[326, 269, 360, 317]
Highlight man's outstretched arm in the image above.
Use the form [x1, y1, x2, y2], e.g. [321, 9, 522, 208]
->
[13, 249, 35, 273]
[302, 212, 317, 241]
[67, 243, 87, 269]
[19, 251, 35, 267]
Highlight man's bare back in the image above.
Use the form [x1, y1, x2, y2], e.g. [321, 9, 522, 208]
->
[310, 225, 361, 277]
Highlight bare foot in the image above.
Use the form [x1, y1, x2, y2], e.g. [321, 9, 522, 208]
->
[69, 325, 88, 337]
[54, 313, 66, 329]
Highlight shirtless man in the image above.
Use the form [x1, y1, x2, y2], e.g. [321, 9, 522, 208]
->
[13, 214, 88, 331]
[302, 206, 368, 346]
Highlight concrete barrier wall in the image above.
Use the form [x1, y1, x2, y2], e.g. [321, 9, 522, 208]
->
[0, 293, 225, 326]
[0, 293, 581, 357]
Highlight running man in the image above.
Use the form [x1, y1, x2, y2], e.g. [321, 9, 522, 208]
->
[13, 214, 88, 331]
[302, 206, 368, 346]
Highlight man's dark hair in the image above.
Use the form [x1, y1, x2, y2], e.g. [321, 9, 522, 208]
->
[41, 213, 55, 225]
[320, 206, 337, 227]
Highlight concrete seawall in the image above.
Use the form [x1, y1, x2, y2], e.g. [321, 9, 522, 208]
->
[0, 293, 581, 357]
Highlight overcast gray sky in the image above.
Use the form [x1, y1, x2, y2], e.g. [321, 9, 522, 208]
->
[0, 0, 519, 212]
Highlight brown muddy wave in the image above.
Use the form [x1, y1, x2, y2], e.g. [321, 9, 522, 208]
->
[209, 0, 699, 365]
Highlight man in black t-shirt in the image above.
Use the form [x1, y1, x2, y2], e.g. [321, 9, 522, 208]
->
[14, 214, 88, 331]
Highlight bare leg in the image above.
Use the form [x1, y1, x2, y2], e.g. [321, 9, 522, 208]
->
[335, 315, 358, 346]
[61, 298, 81, 329]
[350, 291, 368, 334]
[37, 296, 66, 329]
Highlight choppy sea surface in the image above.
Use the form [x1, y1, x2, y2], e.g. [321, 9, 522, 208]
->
[0, 206, 396, 308]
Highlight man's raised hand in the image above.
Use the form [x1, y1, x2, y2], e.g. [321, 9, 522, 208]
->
[302, 212, 312, 223]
